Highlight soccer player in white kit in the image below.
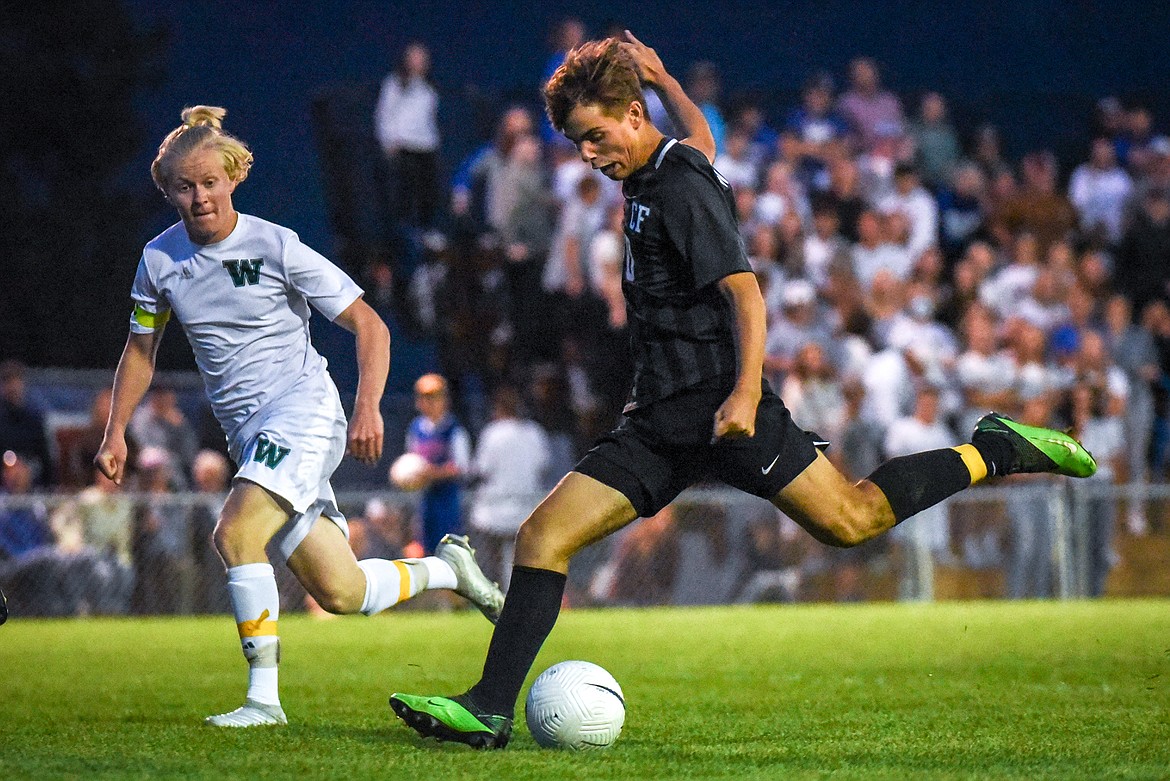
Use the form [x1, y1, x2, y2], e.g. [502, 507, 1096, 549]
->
[95, 106, 503, 727]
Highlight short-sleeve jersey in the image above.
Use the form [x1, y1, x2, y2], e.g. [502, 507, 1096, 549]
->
[129, 214, 363, 441]
[620, 137, 752, 411]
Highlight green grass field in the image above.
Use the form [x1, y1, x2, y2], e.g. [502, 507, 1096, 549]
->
[2, 600, 1168, 780]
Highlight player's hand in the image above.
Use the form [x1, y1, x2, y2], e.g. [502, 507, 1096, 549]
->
[712, 387, 761, 442]
[94, 434, 128, 485]
[618, 30, 666, 89]
[347, 403, 384, 464]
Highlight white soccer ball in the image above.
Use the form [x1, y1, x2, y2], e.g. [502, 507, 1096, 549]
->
[389, 452, 430, 491]
[525, 660, 625, 750]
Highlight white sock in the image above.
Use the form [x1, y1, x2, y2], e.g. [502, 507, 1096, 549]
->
[357, 559, 409, 615]
[421, 555, 457, 591]
[227, 562, 281, 707]
[357, 556, 458, 615]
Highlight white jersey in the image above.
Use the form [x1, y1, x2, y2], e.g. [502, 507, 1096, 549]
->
[129, 214, 363, 442]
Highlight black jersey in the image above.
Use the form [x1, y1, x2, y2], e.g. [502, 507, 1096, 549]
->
[620, 137, 752, 411]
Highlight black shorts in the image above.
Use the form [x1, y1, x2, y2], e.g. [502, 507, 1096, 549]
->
[574, 383, 819, 517]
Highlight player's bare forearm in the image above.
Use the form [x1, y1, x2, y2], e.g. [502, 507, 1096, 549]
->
[336, 298, 391, 412]
[335, 298, 390, 462]
[97, 330, 161, 482]
[620, 30, 716, 162]
[106, 331, 160, 438]
[719, 272, 766, 398]
[352, 325, 390, 417]
[713, 272, 765, 440]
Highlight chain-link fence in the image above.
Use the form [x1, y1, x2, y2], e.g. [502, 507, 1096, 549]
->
[1, 481, 1167, 619]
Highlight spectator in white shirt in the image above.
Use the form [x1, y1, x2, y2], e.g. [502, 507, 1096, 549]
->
[879, 162, 939, 263]
[885, 385, 959, 598]
[979, 231, 1041, 319]
[755, 160, 810, 227]
[803, 197, 852, 292]
[954, 304, 1018, 435]
[375, 42, 441, 230]
[469, 387, 550, 591]
[713, 127, 759, 191]
[852, 209, 913, 290]
[1069, 137, 1134, 244]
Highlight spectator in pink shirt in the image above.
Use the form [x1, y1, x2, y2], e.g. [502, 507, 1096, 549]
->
[837, 57, 904, 152]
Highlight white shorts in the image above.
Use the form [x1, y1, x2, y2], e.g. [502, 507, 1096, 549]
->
[229, 380, 349, 560]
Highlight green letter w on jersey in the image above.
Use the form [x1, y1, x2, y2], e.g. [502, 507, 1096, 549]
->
[253, 434, 291, 469]
[223, 258, 264, 287]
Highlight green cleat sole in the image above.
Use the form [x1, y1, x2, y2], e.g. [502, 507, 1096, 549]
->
[389, 693, 511, 749]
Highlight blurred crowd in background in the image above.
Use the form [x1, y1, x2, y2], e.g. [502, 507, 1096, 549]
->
[4, 18, 1170, 616]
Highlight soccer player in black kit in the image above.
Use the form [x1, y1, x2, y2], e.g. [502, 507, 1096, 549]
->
[390, 31, 1097, 749]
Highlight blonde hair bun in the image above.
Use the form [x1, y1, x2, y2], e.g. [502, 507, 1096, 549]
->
[181, 105, 227, 129]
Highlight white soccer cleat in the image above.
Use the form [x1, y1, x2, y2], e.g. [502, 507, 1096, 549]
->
[435, 534, 504, 624]
[204, 699, 287, 727]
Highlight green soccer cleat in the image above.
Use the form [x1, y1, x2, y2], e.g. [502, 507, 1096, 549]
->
[973, 412, 1097, 478]
[435, 534, 505, 624]
[389, 692, 512, 749]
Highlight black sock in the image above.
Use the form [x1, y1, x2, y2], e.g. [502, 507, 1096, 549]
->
[467, 565, 567, 716]
[866, 448, 972, 524]
[970, 432, 1013, 477]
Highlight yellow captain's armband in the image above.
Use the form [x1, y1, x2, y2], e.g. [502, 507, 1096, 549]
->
[132, 304, 171, 329]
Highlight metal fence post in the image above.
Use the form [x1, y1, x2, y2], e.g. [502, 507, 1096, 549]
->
[1051, 486, 1073, 600]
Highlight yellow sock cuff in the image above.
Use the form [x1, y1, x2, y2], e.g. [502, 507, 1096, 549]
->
[393, 560, 414, 603]
[953, 444, 988, 485]
[237, 608, 278, 638]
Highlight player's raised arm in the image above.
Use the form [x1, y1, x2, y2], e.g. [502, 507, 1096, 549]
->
[96, 328, 164, 484]
[333, 297, 390, 464]
[619, 30, 716, 162]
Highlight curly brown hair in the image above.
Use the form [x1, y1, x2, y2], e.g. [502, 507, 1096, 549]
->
[543, 38, 645, 132]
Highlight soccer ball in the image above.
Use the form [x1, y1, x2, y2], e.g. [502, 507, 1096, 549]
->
[389, 452, 430, 491]
[525, 660, 625, 750]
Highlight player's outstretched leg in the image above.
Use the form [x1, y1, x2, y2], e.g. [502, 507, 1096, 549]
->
[435, 534, 504, 624]
[972, 412, 1097, 478]
[205, 698, 288, 727]
[779, 409, 1099, 552]
[389, 692, 513, 749]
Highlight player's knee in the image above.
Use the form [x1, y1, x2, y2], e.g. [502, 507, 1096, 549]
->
[314, 591, 360, 615]
[515, 515, 570, 565]
[212, 520, 244, 563]
[311, 579, 363, 615]
[826, 517, 869, 548]
[826, 492, 892, 548]
[514, 518, 549, 557]
[213, 511, 280, 566]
